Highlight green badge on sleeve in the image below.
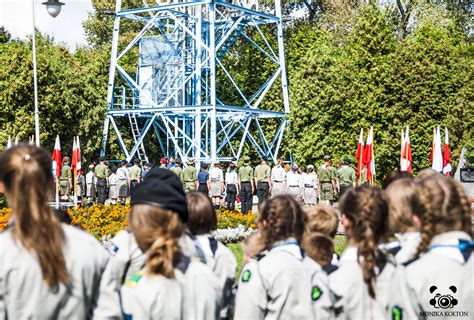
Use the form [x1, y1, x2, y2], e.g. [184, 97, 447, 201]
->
[242, 270, 251, 282]
[391, 305, 403, 320]
[311, 286, 322, 301]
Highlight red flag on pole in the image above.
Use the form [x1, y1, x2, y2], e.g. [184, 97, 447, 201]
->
[443, 128, 451, 176]
[400, 126, 412, 174]
[51, 135, 62, 178]
[364, 127, 375, 185]
[71, 137, 78, 174]
[356, 128, 365, 180]
[76, 136, 81, 172]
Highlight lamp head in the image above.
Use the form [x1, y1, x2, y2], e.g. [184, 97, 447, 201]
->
[42, 0, 65, 18]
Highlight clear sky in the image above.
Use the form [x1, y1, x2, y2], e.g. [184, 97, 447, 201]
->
[1, 0, 93, 51]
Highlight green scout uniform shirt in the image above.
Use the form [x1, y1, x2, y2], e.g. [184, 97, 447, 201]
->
[239, 165, 254, 182]
[254, 164, 270, 183]
[183, 166, 197, 182]
[337, 165, 356, 186]
[94, 163, 109, 179]
[317, 165, 336, 183]
[60, 165, 72, 180]
[170, 166, 184, 184]
[129, 165, 141, 181]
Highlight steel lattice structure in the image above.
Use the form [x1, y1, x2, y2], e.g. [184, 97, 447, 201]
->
[100, 0, 290, 163]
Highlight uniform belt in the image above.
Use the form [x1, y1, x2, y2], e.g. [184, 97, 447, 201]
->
[304, 184, 314, 188]
[289, 185, 299, 188]
[185, 180, 195, 183]
[273, 180, 284, 183]
[258, 181, 268, 184]
[340, 183, 351, 186]
[199, 182, 207, 185]
[320, 181, 331, 184]
[241, 181, 251, 183]
[211, 179, 220, 182]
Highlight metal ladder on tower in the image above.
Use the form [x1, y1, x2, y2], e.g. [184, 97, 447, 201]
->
[128, 113, 149, 163]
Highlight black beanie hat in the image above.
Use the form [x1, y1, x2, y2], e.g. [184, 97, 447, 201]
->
[130, 167, 188, 222]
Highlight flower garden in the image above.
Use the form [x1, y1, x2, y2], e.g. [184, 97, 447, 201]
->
[0, 205, 257, 244]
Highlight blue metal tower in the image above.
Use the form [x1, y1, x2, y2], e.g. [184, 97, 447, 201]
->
[101, 0, 290, 163]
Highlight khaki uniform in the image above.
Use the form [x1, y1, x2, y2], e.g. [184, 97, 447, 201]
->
[59, 164, 72, 196]
[329, 246, 396, 320]
[121, 270, 182, 319]
[194, 234, 237, 318]
[337, 165, 356, 196]
[0, 224, 121, 319]
[129, 165, 141, 186]
[234, 240, 313, 319]
[170, 166, 184, 185]
[238, 165, 254, 214]
[389, 231, 473, 320]
[271, 165, 286, 197]
[254, 164, 271, 207]
[94, 162, 109, 204]
[183, 166, 197, 192]
[317, 165, 336, 201]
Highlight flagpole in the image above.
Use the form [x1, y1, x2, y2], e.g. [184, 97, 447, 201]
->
[405, 126, 409, 168]
[371, 127, 375, 187]
[400, 128, 404, 171]
[55, 177, 59, 209]
[73, 137, 78, 208]
[358, 128, 363, 186]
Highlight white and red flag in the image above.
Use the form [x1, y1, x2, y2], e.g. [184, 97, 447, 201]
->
[356, 128, 365, 180]
[431, 126, 443, 172]
[364, 127, 376, 185]
[6, 136, 11, 149]
[400, 126, 412, 174]
[71, 136, 82, 174]
[443, 128, 451, 176]
[51, 135, 62, 178]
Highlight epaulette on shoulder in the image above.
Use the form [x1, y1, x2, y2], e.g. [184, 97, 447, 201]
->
[322, 263, 338, 275]
[388, 245, 402, 257]
[124, 270, 144, 287]
[251, 251, 267, 262]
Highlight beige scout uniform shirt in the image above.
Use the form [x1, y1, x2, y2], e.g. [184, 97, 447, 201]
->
[0, 224, 121, 319]
[195, 234, 237, 318]
[389, 231, 473, 320]
[254, 164, 271, 183]
[329, 246, 395, 320]
[108, 230, 146, 285]
[303, 256, 334, 320]
[234, 239, 313, 320]
[121, 270, 182, 319]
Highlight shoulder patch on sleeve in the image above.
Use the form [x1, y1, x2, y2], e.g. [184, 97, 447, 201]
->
[241, 270, 251, 282]
[124, 271, 144, 287]
[311, 285, 323, 301]
[391, 305, 403, 320]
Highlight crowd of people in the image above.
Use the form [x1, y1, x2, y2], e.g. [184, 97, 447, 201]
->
[59, 153, 357, 212]
[0, 144, 472, 319]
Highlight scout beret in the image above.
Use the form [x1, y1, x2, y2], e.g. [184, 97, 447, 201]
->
[130, 167, 188, 222]
[261, 155, 268, 161]
[243, 156, 251, 162]
[343, 157, 351, 164]
[323, 155, 331, 161]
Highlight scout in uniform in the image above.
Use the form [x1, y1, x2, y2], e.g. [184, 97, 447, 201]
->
[286, 163, 303, 203]
[254, 155, 272, 208]
[59, 156, 72, 200]
[225, 162, 239, 211]
[382, 178, 421, 264]
[234, 195, 313, 319]
[183, 157, 198, 192]
[197, 162, 210, 194]
[337, 157, 356, 196]
[128, 159, 142, 189]
[118, 168, 221, 319]
[94, 156, 109, 204]
[389, 174, 473, 320]
[85, 164, 96, 203]
[108, 166, 119, 204]
[116, 160, 129, 205]
[186, 192, 237, 319]
[271, 158, 287, 197]
[170, 157, 184, 185]
[302, 165, 317, 206]
[209, 161, 224, 209]
[0, 144, 121, 319]
[317, 155, 337, 205]
[329, 187, 395, 320]
[238, 156, 254, 215]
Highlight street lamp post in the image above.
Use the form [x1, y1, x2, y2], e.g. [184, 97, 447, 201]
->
[32, 0, 64, 147]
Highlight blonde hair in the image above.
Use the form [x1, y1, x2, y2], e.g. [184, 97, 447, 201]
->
[0, 144, 69, 288]
[306, 205, 339, 238]
[384, 178, 421, 234]
[303, 232, 334, 266]
[129, 205, 184, 278]
[415, 173, 471, 255]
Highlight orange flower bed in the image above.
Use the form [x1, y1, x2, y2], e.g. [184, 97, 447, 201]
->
[217, 209, 257, 229]
[0, 208, 12, 231]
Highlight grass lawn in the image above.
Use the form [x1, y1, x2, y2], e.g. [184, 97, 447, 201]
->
[227, 234, 347, 280]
